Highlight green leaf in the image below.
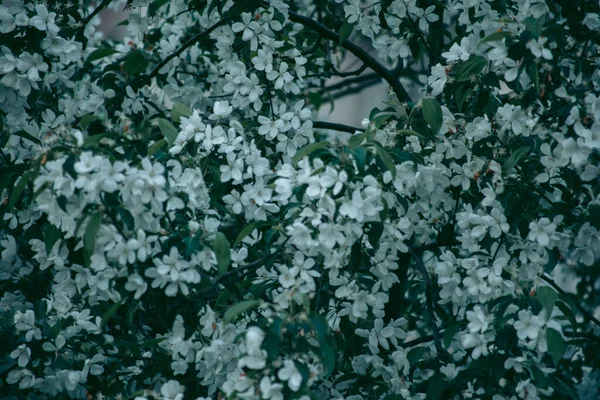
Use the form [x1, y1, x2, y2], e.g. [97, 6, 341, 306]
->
[148, 138, 167, 155]
[309, 313, 336, 377]
[397, 129, 425, 138]
[12, 130, 41, 145]
[339, 21, 353, 45]
[536, 286, 558, 315]
[233, 222, 260, 247]
[292, 141, 330, 166]
[351, 147, 368, 171]
[86, 48, 120, 63]
[44, 224, 61, 254]
[407, 346, 425, 365]
[214, 232, 231, 275]
[455, 83, 477, 111]
[454, 55, 487, 82]
[524, 15, 546, 38]
[503, 146, 531, 175]
[589, 203, 600, 229]
[371, 142, 396, 178]
[480, 31, 513, 44]
[546, 328, 565, 366]
[79, 115, 99, 131]
[426, 374, 447, 400]
[83, 212, 102, 266]
[123, 50, 149, 75]
[8, 171, 31, 210]
[349, 133, 365, 149]
[223, 300, 261, 324]
[100, 298, 124, 330]
[443, 323, 459, 348]
[157, 118, 178, 146]
[421, 97, 443, 134]
[118, 208, 135, 231]
[171, 102, 192, 123]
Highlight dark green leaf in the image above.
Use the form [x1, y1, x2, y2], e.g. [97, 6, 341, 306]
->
[349, 133, 366, 149]
[455, 83, 476, 111]
[421, 97, 443, 134]
[8, 171, 31, 210]
[171, 102, 192, 123]
[123, 50, 149, 75]
[443, 323, 459, 348]
[426, 374, 447, 400]
[407, 346, 425, 365]
[536, 286, 558, 315]
[397, 129, 425, 138]
[546, 328, 565, 366]
[44, 224, 61, 254]
[503, 146, 531, 175]
[223, 300, 261, 324]
[214, 232, 231, 275]
[292, 141, 330, 166]
[148, 139, 167, 155]
[157, 118, 178, 146]
[524, 15, 546, 38]
[100, 298, 124, 330]
[480, 31, 513, 44]
[86, 48, 120, 63]
[454, 55, 487, 82]
[371, 142, 396, 178]
[83, 212, 102, 266]
[339, 21, 353, 45]
[13, 130, 41, 145]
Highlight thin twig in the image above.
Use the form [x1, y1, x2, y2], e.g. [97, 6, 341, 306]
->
[323, 72, 381, 92]
[82, 0, 113, 30]
[541, 273, 600, 329]
[410, 252, 445, 360]
[313, 121, 364, 134]
[288, 11, 412, 102]
[148, 19, 229, 79]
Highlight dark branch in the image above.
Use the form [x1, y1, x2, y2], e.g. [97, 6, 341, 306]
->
[288, 11, 412, 102]
[82, 0, 113, 30]
[541, 274, 600, 329]
[332, 63, 368, 78]
[410, 251, 448, 363]
[148, 19, 229, 79]
[324, 72, 381, 92]
[313, 121, 364, 134]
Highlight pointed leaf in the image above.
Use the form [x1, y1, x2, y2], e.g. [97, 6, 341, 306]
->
[223, 300, 261, 324]
[292, 141, 330, 166]
[157, 118, 178, 146]
[83, 212, 102, 266]
[546, 328, 565, 366]
[536, 286, 558, 315]
[421, 97, 443, 134]
[171, 102, 192, 123]
[214, 232, 231, 275]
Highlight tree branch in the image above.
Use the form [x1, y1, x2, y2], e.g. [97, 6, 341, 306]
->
[323, 72, 381, 92]
[288, 11, 412, 102]
[410, 251, 445, 359]
[82, 0, 113, 30]
[313, 121, 364, 134]
[148, 19, 229, 79]
[541, 273, 600, 329]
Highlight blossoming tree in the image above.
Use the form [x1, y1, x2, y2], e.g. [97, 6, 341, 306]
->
[1, 0, 600, 399]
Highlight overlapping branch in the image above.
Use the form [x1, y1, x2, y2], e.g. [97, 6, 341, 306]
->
[288, 11, 412, 103]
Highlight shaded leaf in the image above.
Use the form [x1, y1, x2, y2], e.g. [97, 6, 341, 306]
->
[83, 212, 102, 266]
[546, 328, 565, 366]
[157, 118, 178, 146]
[536, 286, 558, 315]
[214, 232, 231, 275]
[171, 102, 192, 123]
[421, 97, 443, 134]
[293, 142, 330, 166]
[223, 300, 261, 324]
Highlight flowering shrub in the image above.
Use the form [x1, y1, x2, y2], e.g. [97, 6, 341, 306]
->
[1, 0, 600, 399]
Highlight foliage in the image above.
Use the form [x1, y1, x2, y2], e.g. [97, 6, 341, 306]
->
[1, 0, 600, 399]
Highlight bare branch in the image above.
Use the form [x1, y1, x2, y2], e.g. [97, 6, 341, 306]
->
[288, 11, 412, 103]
